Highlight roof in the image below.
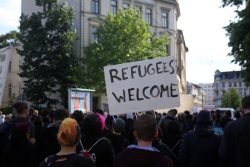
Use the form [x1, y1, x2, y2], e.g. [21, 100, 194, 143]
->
[215, 70, 243, 80]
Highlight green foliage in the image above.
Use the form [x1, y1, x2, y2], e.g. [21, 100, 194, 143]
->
[221, 88, 241, 109]
[82, 8, 168, 92]
[0, 31, 18, 49]
[222, 0, 245, 7]
[223, 0, 250, 84]
[0, 107, 12, 115]
[18, 0, 77, 108]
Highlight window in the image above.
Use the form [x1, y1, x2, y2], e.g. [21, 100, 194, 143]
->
[135, 5, 142, 13]
[91, 0, 99, 14]
[122, 3, 129, 10]
[145, 8, 152, 25]
[90, 27, 98, 42]
[222, 82, 225, 87]
[8, 83, 12, 97]
[166, 44, 170, 56]
[9, 61, 12, 72]
[239, 82, 242, 87]
[110, 0, 117, 14]
[234, 82, 237, 87]
[161, 10, 168, 28]
[229, 82, 232, 87]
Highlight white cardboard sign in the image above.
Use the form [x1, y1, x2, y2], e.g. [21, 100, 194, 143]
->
[104, 56, 180, 115]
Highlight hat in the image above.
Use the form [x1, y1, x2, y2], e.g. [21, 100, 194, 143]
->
[113, 118, 125, 133]
[196, 110, 213, 125]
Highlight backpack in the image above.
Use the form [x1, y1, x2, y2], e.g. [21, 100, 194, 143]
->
[79, 137, 105, 161]
[43, 154, 80, 167]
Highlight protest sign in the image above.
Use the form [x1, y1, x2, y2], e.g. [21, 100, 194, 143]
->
[104, 56, 180, 115]
[68, 88, 95, 113]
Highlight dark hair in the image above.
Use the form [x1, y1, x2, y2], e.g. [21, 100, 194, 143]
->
[94, 109, 104, 115]
[82, 112, 102, 136]
[70, 110, 84, 124]
[168, 109, 178, 116]
[234, 111, 241, 119]
[242, 96, 250, 110]
[196, 110, 213, 125]
[224, 110, 232, 118]
[134, 114, 157, 141]
[12, 102, 28, 114]
[29, 108, 34, 116]
[54, 109, 69, 121]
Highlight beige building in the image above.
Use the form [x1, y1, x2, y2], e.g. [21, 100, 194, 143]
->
[198, 83, 214, 106]
[187, 82, 206, 109]
[21, 0, 188, 110]
[0, 46, 23, 107]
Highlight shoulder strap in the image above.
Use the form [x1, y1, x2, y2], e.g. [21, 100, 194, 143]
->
[87, 137, 105, 152]
[171, 139, 182, 152]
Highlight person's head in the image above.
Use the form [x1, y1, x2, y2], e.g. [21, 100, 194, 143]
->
[54, 109, 69, 121]
[82, 112, 102, 136]
[224, 110, 232, 119]
[34, 110, 39, 116]
[94, 109, 104, 115]
[12, 102, 29, 118]
[167, 109, 178, 117]
[234, 111, 241, 119]
[112, 118, 125, 134]
[4, 114, 12, 122]
[57, 118, 80, 147]
[177, 113, 187, 123]
[134, 114, 157, 142]
[184, 110, 190, 116]
[242, 96, 250, 113]
[29, 108, 34, 117]
[70, 110, 84, 124]
[196, 110, 213, 126]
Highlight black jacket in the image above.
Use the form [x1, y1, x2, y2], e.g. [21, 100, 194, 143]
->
[79, 135, 114, 167]
[1, 139, 36, 167]
[219, 113, 250, 167]
[114, 148, 173, 167]
[39, 154, 94, 167]
[180, 126, 220, 167]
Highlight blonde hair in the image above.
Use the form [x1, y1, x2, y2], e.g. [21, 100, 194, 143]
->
[57, 118, 80, 146]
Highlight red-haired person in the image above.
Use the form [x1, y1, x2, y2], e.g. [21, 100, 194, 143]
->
[39, 118, 94, 167]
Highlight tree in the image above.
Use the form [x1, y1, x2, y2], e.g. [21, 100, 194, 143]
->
[82, 9, 168, 92]
[222, 0, 250, 84]
[221, 88, 241, 109]
[0, 31, 18, 49]
[18, 0, 77, 108]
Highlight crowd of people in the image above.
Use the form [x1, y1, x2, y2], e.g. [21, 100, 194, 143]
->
[0, 96, 250, 167]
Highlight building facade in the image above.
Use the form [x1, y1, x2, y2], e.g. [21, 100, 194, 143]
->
[0, 47, 23, 107]
[198, 83, 214, 106]
[21, 0, 188, 109]
[214, 70, 250, 107]
[187, 82, 206, 108]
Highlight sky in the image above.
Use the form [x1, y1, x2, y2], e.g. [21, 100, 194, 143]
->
[0, 0, 242, 84]
[178, 0, 241, 84]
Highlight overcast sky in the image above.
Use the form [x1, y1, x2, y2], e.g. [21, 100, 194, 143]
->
[178, 0, 241, 84]
[0, 0, 241, 84]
